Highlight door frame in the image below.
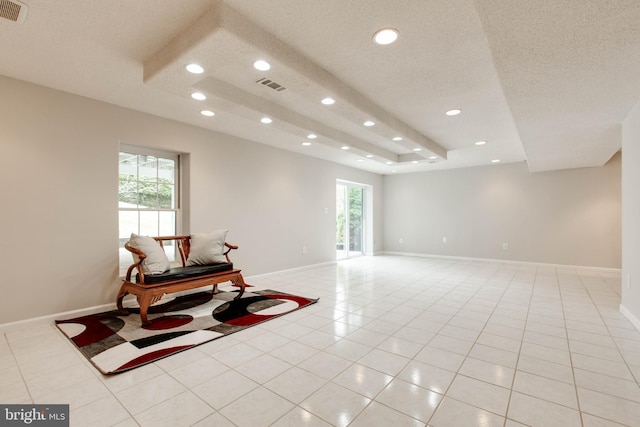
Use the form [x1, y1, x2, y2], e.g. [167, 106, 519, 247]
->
[336, 180, 373, 259]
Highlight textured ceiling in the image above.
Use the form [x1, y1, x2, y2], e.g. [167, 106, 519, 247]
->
[1, 0, 638, 174]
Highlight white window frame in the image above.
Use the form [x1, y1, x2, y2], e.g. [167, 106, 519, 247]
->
[118, 144, 182, 270]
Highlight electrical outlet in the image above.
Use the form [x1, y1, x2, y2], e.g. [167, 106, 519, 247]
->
[502, 243, 509, 250]
[302, 246, 307, 254]
[442, 236, 447, 243]
[399, 238, 404, 244]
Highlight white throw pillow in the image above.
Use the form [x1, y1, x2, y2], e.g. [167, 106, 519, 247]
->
[128, 233, 170, 275]
[186, 230, 229, 266]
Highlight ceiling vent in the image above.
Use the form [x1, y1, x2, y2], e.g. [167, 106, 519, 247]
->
[256, 77, 286, 92]
[0, 0, 28, 23]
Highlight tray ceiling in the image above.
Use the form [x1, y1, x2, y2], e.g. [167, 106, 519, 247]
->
[1, 0, 639, 174]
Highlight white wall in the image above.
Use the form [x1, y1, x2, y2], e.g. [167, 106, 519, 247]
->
[621, 100, 640, 327]
[185, 133, 383, 273]
[383, 156, 621, 268]
[0, 76, 382, 324]
[0, 72, 626, 326]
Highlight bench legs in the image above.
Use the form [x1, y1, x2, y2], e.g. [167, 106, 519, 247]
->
[137, 293, 156, 326]
[231, 273, 246, 299]
[116, 286, 153, 325]
[116, 272, 247, 326]
[116, 287, 129, 316]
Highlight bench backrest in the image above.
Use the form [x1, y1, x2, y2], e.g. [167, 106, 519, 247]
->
[152, 235, 192, 267]
[148, 235, 238, 266]
[124, 235, 238, 282]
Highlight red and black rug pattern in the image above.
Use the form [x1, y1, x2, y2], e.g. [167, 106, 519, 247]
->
[55, 289, 318, 375]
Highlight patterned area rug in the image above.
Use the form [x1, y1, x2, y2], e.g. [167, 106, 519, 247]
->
[55, 289, 318, 375]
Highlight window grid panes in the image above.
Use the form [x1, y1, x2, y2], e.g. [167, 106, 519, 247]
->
[118, 150, 179, 268]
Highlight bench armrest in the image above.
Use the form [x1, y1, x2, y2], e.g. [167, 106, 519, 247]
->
[224, 242, 238, 263]
[123, 241, 146, 282]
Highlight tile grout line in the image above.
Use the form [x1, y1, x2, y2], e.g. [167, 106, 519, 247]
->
[501, 262, 536, 427]
[556, 267, 585, 427]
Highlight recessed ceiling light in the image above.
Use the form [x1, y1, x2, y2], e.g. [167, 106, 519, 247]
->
[357, 159, 365, 162]
[413, 148, 422, 152]
[475, 140, 487, 146]
[445, 109, 462, 116]
[412, 161, 419, 164]
[492, 159, 501, 163]
[253, 60, 270, 71]
[429, 156, 437, 160]
[261, 117, 272, 124]
[200, 110, 215, 117]
[307, 134, 317, 139]
[186, 64, 204, 74]
[366, 154, 374, 158]
[386, 161, 393, 165]
[341, 146, 350, 150]
[363, 120, 375, 127]
[391, 170, 397, 173]
[321, 97, 335, 105]
[301, 142, 312, 146]
[373, 28, 399, 45]
[191, 92, 206, 101]
[392, 136, 403, 141]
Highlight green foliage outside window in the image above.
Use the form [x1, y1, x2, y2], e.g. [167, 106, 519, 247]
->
[348, 188, 363, 251]
[118, 175, 174, 209]
[336, 187, 363, 251]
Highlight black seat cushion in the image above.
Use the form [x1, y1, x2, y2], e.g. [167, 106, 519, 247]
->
[138, 262, 233, 284]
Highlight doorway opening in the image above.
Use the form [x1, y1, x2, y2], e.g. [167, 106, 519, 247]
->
[336, 181, 371, 260]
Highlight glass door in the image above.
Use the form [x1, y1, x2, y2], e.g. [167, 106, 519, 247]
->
[336, 182, 365, 260]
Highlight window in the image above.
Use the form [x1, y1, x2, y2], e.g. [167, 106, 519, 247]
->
[118, 146, 180, 268]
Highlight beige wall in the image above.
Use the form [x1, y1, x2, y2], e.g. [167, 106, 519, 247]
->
[383, 156, 621, 268]
[622, 100, 640, 326]
[0, 76, 383, 324]
[0, 73, 626, 326]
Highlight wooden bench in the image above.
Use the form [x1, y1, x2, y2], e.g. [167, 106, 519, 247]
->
[117, 235, 246, 326]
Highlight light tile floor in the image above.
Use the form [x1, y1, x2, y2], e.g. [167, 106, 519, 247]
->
[2, 255, 640, 426]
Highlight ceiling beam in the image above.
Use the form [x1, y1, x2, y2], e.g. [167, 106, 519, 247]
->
[197, 76, 400, 163]
[143, 1, 448, 162]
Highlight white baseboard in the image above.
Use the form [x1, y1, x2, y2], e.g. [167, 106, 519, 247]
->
[620, 304, 640, 332]
[0, 302, 117, 334]
[0, 254, 621, 335]
[382, 251, 622, 273]
[0, 260, 339, 334]
[245, 260, 337, 280]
